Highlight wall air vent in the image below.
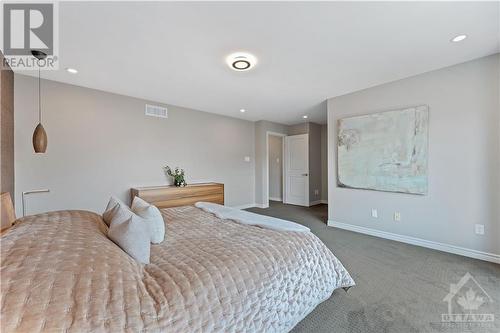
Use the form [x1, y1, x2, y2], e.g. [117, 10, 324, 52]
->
[145, 104, 168, 118]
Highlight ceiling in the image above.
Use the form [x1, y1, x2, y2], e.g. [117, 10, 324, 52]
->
[16, 1, 500, 125]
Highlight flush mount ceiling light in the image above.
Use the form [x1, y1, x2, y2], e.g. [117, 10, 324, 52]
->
[240, 109, 246, 113]
[303, 115, 308, 119]
[451, 34, 467, 42]
[66, 68, 78, 74]
[226, 52, 257, 71]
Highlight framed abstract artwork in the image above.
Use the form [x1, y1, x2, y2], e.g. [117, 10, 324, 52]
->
[337, 105, 429, 195]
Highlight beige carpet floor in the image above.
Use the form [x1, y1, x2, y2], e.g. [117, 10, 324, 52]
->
[247, 202, 500, 333]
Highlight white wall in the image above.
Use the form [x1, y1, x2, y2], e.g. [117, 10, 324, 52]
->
[328, 54, 500, 257]
[14, 75, 255, 216]
[268, 135, 283, 200]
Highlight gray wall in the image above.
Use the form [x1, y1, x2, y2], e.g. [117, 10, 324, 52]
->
[321, 124, 328, 202]
[14, 75, 255, 216]
[254, 120, 288, 206]
[308, 122, 322, 204]
[268, 135, 283, 200]
[288, 123, 308, 135]
[328, 54, 500, 255]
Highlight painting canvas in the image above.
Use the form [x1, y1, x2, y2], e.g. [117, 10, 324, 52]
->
[337, 106, 429, 195]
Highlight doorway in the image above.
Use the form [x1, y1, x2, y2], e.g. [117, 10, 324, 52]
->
[268, 134, 284, 202]
[266, 132, 310, 207]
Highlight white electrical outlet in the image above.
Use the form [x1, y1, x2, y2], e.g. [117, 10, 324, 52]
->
[314, 189, 319, 196]
[371, 209, 378, 218]
[394, 212, 401, 222]
[474, 224, 485, 235]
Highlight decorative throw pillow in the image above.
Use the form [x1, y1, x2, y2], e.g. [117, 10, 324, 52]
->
[108, 210, 151, 264]
[131, 196, 165, 244]
[102, 196, 129, 226]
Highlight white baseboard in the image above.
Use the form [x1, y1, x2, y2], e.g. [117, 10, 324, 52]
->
[231, 203, 270, 209]
[310, 200, 328, 206]
[269, 197, 282, 202]
[328, 220, 500, 264]
[231, 203, 257, 210]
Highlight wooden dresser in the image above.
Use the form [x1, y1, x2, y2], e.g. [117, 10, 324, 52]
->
[130, 183, 224, 209]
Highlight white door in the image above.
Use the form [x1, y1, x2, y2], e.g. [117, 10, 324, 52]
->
[284, 134, 309, 206]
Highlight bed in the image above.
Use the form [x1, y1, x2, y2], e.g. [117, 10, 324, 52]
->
[1, 206, 354, 332]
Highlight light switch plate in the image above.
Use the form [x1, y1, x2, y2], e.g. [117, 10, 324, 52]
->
[371, 209, 378, 218]
[394, 212, 401, 222]
[244, 156, 250, 162]
[474, 224, 485, 235]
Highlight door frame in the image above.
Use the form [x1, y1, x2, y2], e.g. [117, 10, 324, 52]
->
[284, 133, 310, 206]
[266, 131, 286, 207]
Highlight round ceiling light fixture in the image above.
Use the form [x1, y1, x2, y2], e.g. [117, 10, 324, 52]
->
[303, 115, 308, 119]
[226, 52, 257, 71]
[66, 68, 78, 74]
[240, 109, 246, 113]
[451, 34, 467, 42]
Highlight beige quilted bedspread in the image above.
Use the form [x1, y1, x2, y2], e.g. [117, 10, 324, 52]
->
[1, 207, 354, 333]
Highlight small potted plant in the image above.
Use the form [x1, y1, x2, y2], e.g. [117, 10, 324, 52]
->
[164, 166, 187, 187]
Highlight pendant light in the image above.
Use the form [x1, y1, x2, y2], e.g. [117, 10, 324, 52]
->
[31, 50, 48, 153]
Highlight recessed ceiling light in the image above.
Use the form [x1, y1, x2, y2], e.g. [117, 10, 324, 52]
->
[66, 68, 78, 74]
[226, 52, 257, 71]
[451, 34, 467, 43]
[240, 109, 246, 113]
[303, 115, 308, 119]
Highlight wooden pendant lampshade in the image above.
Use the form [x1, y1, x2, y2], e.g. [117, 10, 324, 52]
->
[31, 50, 48, 153]
[33, 123, 47, 153]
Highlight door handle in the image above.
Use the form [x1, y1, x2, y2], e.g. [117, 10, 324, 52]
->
[302, 173, 308, 176]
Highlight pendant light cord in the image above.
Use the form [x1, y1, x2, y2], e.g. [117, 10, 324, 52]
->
[38, 67, 41, 124]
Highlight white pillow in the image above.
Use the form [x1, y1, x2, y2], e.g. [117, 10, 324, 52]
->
[131, 196, 165, 244]
[108, 212, 150, 264]
[102, 196, 129, 227]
